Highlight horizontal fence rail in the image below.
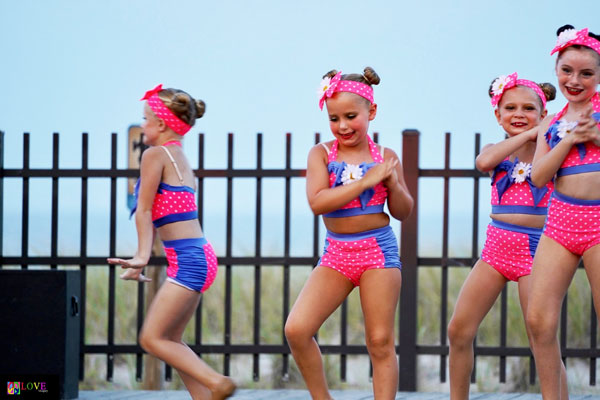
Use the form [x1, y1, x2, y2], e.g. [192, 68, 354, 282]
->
[1, 130, 598, 390]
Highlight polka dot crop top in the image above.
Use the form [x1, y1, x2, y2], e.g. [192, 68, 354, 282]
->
[490, 157, 554, 215]
[130, 143, 198, 228]
[545, 93, 600, 177]
[323, 135, 388, 218]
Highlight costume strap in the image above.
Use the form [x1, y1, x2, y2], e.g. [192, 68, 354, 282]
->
[160, 146, 185, 184]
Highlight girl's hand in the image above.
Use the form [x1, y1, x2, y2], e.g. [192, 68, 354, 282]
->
[362, 158, 399, 188]
[119, 268, 152, 282]
[107, 255, 148, 269]
[570, 107, 600, 145]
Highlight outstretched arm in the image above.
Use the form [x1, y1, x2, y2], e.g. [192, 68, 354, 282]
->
[107, 148, 163, 280]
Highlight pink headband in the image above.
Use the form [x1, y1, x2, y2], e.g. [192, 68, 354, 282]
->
[141, 84, 192, 136]
[490, 72, 547, 109]
[551, 27, 600, 56]
[318, 71, 375, 110]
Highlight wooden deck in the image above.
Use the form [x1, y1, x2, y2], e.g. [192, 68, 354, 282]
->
[77, 390, 599, 399]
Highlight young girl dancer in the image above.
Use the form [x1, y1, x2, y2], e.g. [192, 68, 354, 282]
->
[284, 67, 413, 399]
[107, 85, 236, 400]
[527, 25, 600, 400]
[447, 73, 559, 399]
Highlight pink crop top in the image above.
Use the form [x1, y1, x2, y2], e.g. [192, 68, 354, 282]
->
[490, 157, 554, 215]
[130, 142, 198, 228]
[323, 135, 388, 218]
[545, 92, 600, 177]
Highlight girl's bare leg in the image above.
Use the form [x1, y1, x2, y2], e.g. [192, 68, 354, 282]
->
[526, 235, 579, 400]
[359, 268, 402, 400]
[140, 282, 235, 399]
[517, 275, 569, 400]
[285, 267, 354, 400]
[448, 260, 507, 400]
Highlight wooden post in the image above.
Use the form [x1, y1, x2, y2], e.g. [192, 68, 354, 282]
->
[399, 129, 420, 391]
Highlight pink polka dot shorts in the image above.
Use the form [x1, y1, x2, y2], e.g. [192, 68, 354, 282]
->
[163, 237, 218, 292]
[318, 226, 401, 286]
[544, 191, 600, 256]
[481, 220, 542, 281]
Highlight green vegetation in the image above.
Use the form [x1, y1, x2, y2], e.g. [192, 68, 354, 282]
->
[78, 263, 599, 394]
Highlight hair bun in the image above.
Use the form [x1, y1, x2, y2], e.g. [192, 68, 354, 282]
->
[589, 30, 600, 41]
[363, 67, 380, 86]
[195, 100, 206, 119]
[557, 24, 575, 36]
[322, 69, 338, 79]
[538, 83, 557, 102]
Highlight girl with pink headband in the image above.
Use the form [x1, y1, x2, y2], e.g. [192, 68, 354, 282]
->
[108, 85, 236, 399]
[527, 24, 600, 399]
[447, 73, 558, 399]
[285, 67, 414, 399]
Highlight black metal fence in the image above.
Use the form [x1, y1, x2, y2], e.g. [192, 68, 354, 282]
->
[1, 130, 598, 391]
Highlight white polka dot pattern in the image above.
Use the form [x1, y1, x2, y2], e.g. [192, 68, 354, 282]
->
[318, 70, 374, 109]
[544, 196, 600, 256]
[546, 93, 600, 169]
[335, 80, 374, 104]
[490, 73, 547, 109]
[147, 94, 192, 135]
[480, 224, 533, 281]
[152, 190, 197, 220]
[320, 237, 385, 286]
[491, 170, 553, 207]
[327, 135, 387, 210]
[550, 27, 600, 56]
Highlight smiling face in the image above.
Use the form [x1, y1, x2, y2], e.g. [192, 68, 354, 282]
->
[556, 47, 600, 104]
[494, 86, 546, 136]
[325, 92, 376, 147]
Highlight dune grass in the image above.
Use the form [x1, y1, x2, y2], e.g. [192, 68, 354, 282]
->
[77, 260, 599, 394]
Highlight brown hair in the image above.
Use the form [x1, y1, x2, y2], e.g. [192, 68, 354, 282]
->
[487, 78, 556, 110]
[321, 67, 380, 105]
[556, 24, 600, 66]
[157, 88, 206, 126]
[322, 66, 381, 86]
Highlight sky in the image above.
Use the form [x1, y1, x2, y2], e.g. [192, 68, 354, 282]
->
[2, 0, 600, 258]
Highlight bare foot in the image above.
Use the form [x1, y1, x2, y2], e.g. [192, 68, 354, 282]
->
[211, 376, 236, 399]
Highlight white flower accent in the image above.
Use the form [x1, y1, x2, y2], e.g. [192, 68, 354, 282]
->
[491, 75, 510, 96]
[556, 29, 578, 47]
[341, 164, 363, 185]
[556, 120, 578, 138]
[317, 77, 332, 98]
[511, 162, 532, 183]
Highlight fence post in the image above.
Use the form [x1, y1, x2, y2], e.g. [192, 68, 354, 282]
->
[399, 129, 419, 391]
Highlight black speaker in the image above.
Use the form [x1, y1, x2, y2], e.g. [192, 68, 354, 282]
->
[0, 270, 81, 399]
